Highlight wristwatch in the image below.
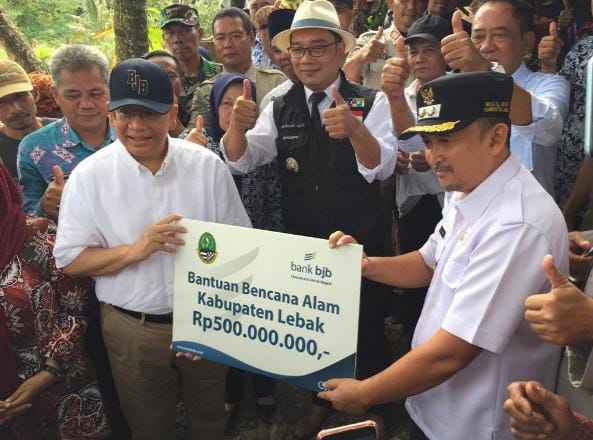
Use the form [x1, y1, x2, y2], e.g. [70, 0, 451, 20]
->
[41, 363, 65, 381]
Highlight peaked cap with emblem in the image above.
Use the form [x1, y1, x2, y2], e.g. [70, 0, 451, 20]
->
[108, 58, 173, 114]
[400, 71, 513, 140]
[272, 0, 356, 53]
[159, 3, 200, 28]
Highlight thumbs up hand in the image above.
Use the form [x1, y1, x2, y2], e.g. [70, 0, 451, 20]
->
[524, 254, 593, 346]
[186, 115, 208, 146]
[441, 10, 491, 72]
[41, 165, 66, 218]
[360, 26, 386, 63]
[322, 86, 359, 139]
[380, 36, 410, 101]
[558, 0, 573, 30]
[229, 79, 258, 134]
[504, 381, 574, 440]
[538, 21, 563, 73]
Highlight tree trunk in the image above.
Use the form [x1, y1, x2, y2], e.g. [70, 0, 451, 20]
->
[113, 0, 149, 63]
[0, 7, 45, 72]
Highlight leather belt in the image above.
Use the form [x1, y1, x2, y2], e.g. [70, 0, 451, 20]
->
[112, 305, 173, 324]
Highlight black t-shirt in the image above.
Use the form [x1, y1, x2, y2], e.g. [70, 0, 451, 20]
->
[0, 118, 56, 180]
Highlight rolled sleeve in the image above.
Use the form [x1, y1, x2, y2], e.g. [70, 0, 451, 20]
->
[513, 83, 568, 147]
[356, 92, 397, 182]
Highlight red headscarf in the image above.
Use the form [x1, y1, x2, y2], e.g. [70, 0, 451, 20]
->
[0, 162, 25, 399]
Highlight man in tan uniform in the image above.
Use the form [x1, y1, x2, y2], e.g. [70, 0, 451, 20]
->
[188, 7, 286, 129]
[343, 0, 425, 89]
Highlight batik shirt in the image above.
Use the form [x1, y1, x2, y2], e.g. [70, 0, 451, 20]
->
[555, 35, 593, 206]
[252, 36, 277, 70]
[17, 118, 116, 217]
[0, 217, 110, 439]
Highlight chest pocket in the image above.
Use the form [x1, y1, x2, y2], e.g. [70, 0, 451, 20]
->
[441, 256, 468, 290]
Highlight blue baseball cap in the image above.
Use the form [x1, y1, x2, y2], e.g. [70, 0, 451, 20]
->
[108, 58, 173, 114]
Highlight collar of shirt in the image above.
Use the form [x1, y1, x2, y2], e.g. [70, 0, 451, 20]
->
[223, 62, 258, 83]
[61, 118, 116, 151]
[404, 78, 421, 110]
[303, 75, 342, 114]
[115, 136, 176, 177]
[201, 56, 222, 78]
[511, 62, 529, 86]
[183, 56, 223, 92]
[449, 155, 521, 225]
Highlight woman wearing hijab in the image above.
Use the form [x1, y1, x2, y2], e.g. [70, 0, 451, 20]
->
[0, 163, 110, 439]
[184, 73, 282, 420]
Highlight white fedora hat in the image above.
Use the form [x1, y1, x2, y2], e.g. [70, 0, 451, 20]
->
[272, 0, 356, 53]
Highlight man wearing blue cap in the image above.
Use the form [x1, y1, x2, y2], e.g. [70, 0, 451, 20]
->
[53, 58, 251, 440]
[321, 71, 568, 440]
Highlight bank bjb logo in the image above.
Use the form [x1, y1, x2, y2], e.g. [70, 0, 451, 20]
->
[197, 232, 218, 264]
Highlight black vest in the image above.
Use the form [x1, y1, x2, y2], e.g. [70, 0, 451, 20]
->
[273, 74, 390, 252]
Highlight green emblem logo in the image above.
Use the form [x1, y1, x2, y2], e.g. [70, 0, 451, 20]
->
[197, 232, 218, 264]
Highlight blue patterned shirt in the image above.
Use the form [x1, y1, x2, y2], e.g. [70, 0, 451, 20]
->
[18, 118, 116, 216]
[252, 36, 278, 70]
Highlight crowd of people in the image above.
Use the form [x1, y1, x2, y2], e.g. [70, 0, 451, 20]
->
[1, 0, 593, 438]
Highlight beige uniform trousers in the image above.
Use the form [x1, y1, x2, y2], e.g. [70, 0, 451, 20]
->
[100, 303, 227, 440]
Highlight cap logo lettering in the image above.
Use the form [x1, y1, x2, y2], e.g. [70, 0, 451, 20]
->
[126, 69, 148, 96]
[0, 71, 19, 81]
[483, 101, 509, 113]
[420, 86, 434, 105]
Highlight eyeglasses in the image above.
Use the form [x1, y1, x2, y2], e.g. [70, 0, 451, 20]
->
[288, 42, 337, 59]
[113, 108, 165, 121]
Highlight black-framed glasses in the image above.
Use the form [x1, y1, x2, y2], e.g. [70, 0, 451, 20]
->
[113, 108, 165, 121]
[288, 42, 337, 59]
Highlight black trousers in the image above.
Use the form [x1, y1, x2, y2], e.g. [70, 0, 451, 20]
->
[226, 367, 275, 403]
[396, 194, 442, 337]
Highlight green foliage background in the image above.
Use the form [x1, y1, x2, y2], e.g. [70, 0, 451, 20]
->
[0, 0, 222, 65]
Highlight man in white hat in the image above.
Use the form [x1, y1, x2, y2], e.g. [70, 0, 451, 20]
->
[220, 0, 396, 436]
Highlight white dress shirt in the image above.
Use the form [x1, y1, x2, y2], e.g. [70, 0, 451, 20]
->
[396, 79, 445, 217]
[406, 155, 568, 439]
[510, 63, 569, 196]
[220, 74, 397, 183]
[54, 137, 251, 314]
